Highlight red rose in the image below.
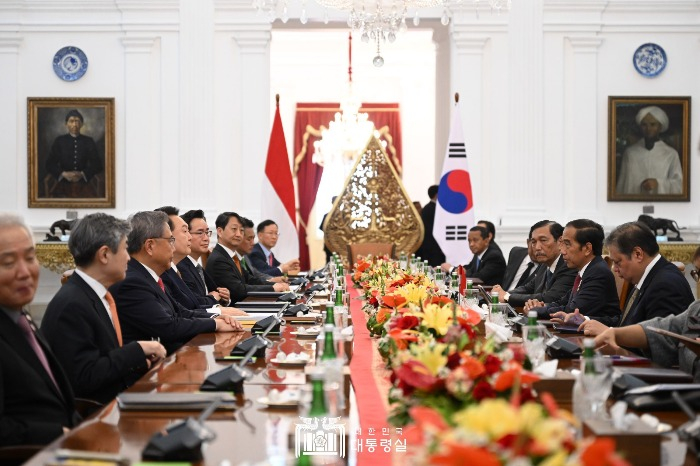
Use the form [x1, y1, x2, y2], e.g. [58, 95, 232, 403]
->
[483, 354, 502, 376]
[472, 381, 496, 401]
[391, 315, 420, 330]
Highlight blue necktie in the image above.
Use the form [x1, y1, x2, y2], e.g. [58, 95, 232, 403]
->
[475, 256, 481, 271]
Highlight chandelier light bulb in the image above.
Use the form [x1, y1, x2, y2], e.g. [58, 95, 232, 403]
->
[399, 17, 408, 33]
[373, 55, 384, 67]
[413, 11, 420, 26]
[281, 5, 289, 22]
[323, 9, 329, 24]
[441, 9, 450, 25]
[388, 31, 396, 43]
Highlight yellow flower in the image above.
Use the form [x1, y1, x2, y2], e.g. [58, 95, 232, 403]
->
[539, 449, 569, 466]
[453, 399, 519, 439]
[396, 283, 429, 305]
[518, 402, 545, 434]
[418, 303, 454, 335]
[531, 418, 574, 454]
[411, 342, 448, 376]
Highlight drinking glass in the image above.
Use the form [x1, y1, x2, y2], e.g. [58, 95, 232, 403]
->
[579, 356, 614, 420]
[521, 325, 547, 369]
[399, 252, 408, 270]
[488, 303, 509, 327]
[434, 270, 445, 291]
[463, 288, 480, 308]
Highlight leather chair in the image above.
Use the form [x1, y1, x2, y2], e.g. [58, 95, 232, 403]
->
[346, 243, 396, 270]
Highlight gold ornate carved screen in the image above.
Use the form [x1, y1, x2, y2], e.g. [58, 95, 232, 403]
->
[322, 135, 424, 256]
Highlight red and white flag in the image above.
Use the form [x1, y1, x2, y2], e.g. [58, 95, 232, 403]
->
[261, 96, 299, 259]
[433, 99, 475, 266]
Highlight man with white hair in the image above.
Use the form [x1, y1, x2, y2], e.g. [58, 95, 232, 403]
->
[616, 105, 683, 195]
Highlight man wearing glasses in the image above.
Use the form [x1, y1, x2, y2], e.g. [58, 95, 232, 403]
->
[109, 211, 243, 354]
[249, 219, 300, 277]
[178, 209, 229, 302]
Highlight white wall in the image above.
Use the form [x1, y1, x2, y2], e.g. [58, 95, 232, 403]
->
[0, 0, 699, 273]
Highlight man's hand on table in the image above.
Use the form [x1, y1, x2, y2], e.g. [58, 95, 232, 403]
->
[214, 315, 244, 332]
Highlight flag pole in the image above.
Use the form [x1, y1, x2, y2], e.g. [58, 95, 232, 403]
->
[455, 92, 459, 104]
[276, 93, 280, 107]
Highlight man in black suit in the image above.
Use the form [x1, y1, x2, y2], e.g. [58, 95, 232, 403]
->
[239, 218, 287, 284]
[441, 225, 506, 285]
[0, 214, 79, 446]
[178, 209, 229, 302]
[248, 219, 300, 277]
[477, 220, 502, 254]
[493, 221, 577, 308]
[415, 185, 445, 266]
[109, 211, 243, 354]
[534, 219, 620, 326]
[576, 222, 694, 337]
[207, 212, 289, 303]
[45, 109, 102, 198]
[42, 213, 166, 404]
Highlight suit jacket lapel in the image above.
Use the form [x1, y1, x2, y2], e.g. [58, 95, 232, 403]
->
[69, 273, 120, 347]
[130, 259, 178, 315]
[215, 244, 246, 282]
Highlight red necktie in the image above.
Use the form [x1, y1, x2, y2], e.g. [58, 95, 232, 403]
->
[105, 291, 123, 347]
[17, 314, 60, 390]
[268, 253, 274, 266]
[157, 277, 165, 292]
[572, 274, 582, 295]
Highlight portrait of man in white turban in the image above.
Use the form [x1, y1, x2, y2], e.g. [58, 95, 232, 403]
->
[615, 105, 683, 195]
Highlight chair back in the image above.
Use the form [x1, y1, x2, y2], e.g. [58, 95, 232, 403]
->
[347, 243, 396, 270]
[61, 269, 75, 285]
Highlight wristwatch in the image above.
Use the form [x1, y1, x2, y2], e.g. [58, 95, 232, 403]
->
[209, 313, 220, 319]
[503, 292, 510, 303]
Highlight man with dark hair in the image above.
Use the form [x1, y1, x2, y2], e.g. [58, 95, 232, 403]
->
[42, 213, 166, 404]
[415, 185, 445, 266]
[109, 211, 243, 354]
[155, 207, 244, 315]
[207, 212, 289, 303]
[178, 209, 230, 303]
[0, 214, 79, 446]
[477, 219, 502, 253]
[441, 225, 506, 285]
[575, 222, 693, 337]
[238, 218, 286, 283]
[249, 219, 300, 277]
[534, 219, 620, 326]
[45, 109, 102, 197]
[493, 220, 577, 308]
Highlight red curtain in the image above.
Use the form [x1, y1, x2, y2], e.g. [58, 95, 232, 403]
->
[294, 103, 402, 270]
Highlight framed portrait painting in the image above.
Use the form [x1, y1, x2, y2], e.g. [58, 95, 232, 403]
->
[28, 97, 115, 208]
[608, 96, 690, 202]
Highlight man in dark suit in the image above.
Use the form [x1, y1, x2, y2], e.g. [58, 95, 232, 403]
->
[493, 220, 577, 308]
[0, 214, 79, 446]
[441, 225, 506, 285]
[239, 218, 287, 284]
[534, 219, 620, 326]
[415, 185, 445, 266]
[179, 209, 228, 301]
[207, 212, 289, 303]
[248, 219, 300, 277]
[41, 213, 166, 404]
[109, 211, 243, 354]
[44, 109, 102, 198]
[477, 220, 503, 254]
[577, 222, 694, 337]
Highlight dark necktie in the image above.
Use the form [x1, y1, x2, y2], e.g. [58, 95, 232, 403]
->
[620, 287, 640, 325]
[157, 277, 165, 293]
[195, 263, 207, 291]
[516, 262, 535, 287]
[545, 269, 554, 288]
[475, 256, 481, 271]
[572, 273, 582, 295]
[17, 314, 60, 390]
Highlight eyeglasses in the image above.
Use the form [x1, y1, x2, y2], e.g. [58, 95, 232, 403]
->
[151, 236, 176, 245]
[190, 230, 212, 237]
[264, 231, 280, 237]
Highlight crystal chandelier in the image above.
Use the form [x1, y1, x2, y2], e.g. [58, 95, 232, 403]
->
[312, 33, 376, 167]
[255, 0, 512, 66]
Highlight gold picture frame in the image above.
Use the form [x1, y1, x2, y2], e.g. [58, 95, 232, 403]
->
[28, 97, 115, 208]
[608, 96, 690, 202]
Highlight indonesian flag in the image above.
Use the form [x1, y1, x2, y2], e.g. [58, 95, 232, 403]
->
[433, 99, 475, 266]
[261, 96, 299, 259]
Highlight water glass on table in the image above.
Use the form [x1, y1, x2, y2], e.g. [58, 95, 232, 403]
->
[579, 356, 614, 421]
[521, 324, 547, 369]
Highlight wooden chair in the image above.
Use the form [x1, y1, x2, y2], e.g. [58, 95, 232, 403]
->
[346, 243, 396, 270]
